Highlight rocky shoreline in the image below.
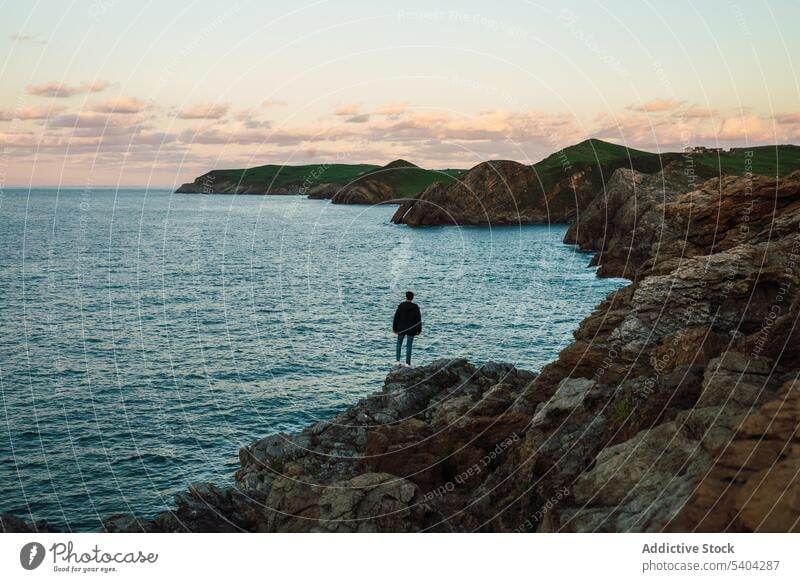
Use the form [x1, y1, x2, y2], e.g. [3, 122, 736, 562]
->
[4, 166, 800, 533]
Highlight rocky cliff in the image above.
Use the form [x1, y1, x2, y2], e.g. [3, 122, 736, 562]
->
[391, 141, 798, 228]
[5, 167, 800, 534]
[391, 139, 690, 227]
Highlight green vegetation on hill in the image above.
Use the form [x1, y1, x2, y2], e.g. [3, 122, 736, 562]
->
[525, 139, 677, 208]
[214, 163, 380, 191]
[534, 138, 800, 182]
[391, 168, 465, 196]
[181, 160, 466, 197]
[179, 140, 800, 197]
[533, 138, 658, 176]
[352, 162, 465, 197]
[528, 139, 800, 207]
[691, 145, 800, 177]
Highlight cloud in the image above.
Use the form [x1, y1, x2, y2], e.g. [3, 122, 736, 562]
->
[15, 105, 66, 120]
[345, 114, 370, 123]
[231, 107, 273, 128]
[26, 80, 110, 98]
[177, 101, 229, 119]
[374, 102, 409, 117]
[92, 96, 151, 114]
[261, 98, 287, 108]
[334, 103, 361, 116]
[716, 115, 774, 141]
[48, 111, 150, 129]
[627, 98, 683, 113]
[775, 113, 800, 125]
[368, 109, 580, 145]
[591, 108, 800, 150]
[673, 107, 716, 119]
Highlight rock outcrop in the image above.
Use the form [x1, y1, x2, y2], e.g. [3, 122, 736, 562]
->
[526, 169, 800, 532]
[99, 360, 536, 532]
[329, 159, 423, 205]
[392, 160, 540, 225]
[306, 183, 340, 200]
[330, 177, 395, 205]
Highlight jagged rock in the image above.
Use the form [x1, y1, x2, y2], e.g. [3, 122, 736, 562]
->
[670, 379, 800, 532]
[531, 377, 594, 427]
[331, 178, 394, 205]
[564, 163, 692, 279]
[0, 513, 60, 533]
[696, 352, 776, 408]
[565, 421, 713, 532]
[267, 472, 430, 533]
[307, 183, 340, 199]
[392, 160, 540, 226]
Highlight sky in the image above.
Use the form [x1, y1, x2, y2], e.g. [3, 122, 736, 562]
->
[1, 0, 799, 187]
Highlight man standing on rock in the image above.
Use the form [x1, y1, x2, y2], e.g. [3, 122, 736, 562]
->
[392, 291, 422, 366]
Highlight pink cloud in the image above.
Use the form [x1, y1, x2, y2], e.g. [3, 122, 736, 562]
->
[374, 102, 409, 116]
[26, 80, 110, 98]
[334, 103, 361, 116]
[345, 113, 370, 123]
[177, 101, 230, 119]
[716, 115, 775, 141]
[627, 98, 683, 113]
[15, 105, 65, 120]
[673, 107, 716, 119]
[775, 113, 800, 125]
[92, 95, 152, 114]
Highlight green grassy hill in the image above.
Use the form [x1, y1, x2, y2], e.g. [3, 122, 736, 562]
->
[533, 138, 800, 185]
[176, 160, 465, 196]
[347, 160, 464, 197]
[528, 139, 800, 210]
[213, 163, 379, 191]
[691, 145, 800, 177]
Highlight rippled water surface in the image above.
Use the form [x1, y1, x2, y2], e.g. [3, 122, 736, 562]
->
[0, 188, 627, 530]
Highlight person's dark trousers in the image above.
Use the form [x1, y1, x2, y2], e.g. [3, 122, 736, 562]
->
[396, 333, 414, 365]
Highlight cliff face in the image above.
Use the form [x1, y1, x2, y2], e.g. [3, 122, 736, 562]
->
[327, 160, 452, 205]
[329, 177, 395, 205]
[5, 168, 800, 534]
[391, 141, 798, 228]
[391, 160, 542, 226]
[390, 141, 692, 227]
[526, 169, 800, 532]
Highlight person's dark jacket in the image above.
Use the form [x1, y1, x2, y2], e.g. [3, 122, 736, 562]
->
[393, 301, 422, 336]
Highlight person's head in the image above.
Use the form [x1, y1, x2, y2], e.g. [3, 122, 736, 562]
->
[405, 291, 414, 301]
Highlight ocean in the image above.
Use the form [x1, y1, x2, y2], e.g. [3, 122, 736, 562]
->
[0, 188, 627, 531]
